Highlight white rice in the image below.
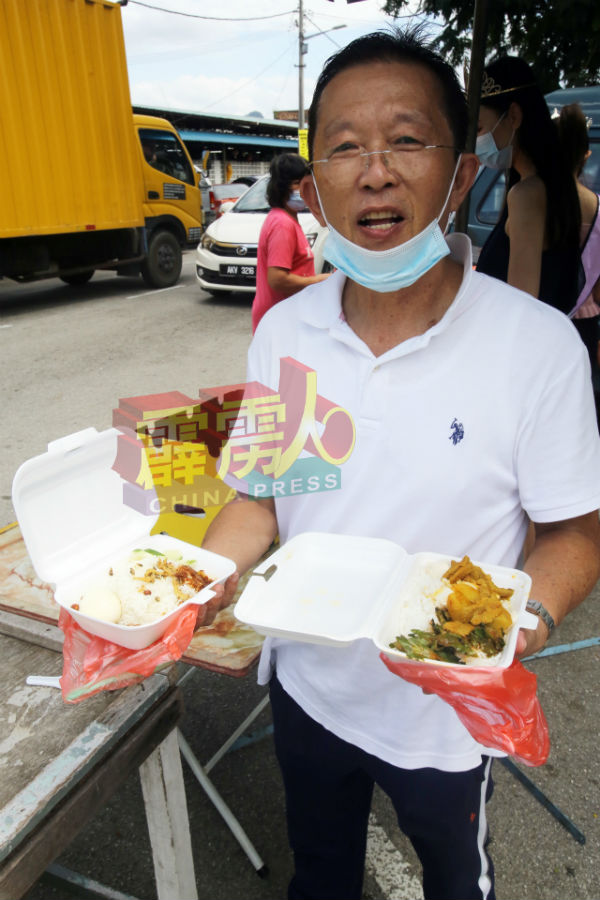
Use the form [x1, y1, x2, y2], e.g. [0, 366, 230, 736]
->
[79, 550, 204, 626]
[383, 555, 514, 666]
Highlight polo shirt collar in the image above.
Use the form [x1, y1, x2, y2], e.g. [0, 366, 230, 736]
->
[300, 233, 476, 345]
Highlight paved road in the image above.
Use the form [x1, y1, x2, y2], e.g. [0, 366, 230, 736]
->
[2, 256, 599, 900]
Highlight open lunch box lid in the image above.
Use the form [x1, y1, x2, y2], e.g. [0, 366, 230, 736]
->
[235, 532, 537, 669]
[11, 427, 236, 650]
[12, 427, 159, 585]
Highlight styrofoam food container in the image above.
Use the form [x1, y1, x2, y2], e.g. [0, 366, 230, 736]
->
[55, 534, 234, 650]
[12, 427, 236, 650]
[235, 532, 536, 668]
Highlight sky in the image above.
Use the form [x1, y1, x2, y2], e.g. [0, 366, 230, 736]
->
[120, 0, 437, 120]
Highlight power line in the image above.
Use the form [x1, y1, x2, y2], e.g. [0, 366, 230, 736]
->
[202, 38, 297, 111]
[304, 13, 345, 50]
[128, 1, 296, 22]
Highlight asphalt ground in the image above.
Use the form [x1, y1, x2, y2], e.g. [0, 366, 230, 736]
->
[2, 257, 599, 900]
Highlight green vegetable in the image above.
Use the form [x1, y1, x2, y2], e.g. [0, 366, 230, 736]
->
[390, 611, 505, 664]
[130, 548, 165, 561]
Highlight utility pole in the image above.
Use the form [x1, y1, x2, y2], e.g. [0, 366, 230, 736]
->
[298, 0, 306, 128]
[297, 2, 346, 129]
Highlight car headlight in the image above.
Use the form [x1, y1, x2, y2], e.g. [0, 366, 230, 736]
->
[305, 232, 318, 247]
[201, 234, 214, 250]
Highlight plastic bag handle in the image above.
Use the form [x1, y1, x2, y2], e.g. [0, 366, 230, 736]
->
[26, 675, 61, 688]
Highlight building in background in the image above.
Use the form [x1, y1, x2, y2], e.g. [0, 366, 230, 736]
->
[133, 105, 300, 184]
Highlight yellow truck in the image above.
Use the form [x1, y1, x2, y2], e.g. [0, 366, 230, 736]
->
[0, 0, 203, 288]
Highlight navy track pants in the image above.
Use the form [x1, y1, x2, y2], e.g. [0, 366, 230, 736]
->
[269, 675, 495, 900]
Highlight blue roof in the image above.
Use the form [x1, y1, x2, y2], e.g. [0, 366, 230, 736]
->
[177, 129, 298, 149]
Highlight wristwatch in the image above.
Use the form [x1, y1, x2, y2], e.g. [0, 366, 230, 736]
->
[526, 599, 556, 635]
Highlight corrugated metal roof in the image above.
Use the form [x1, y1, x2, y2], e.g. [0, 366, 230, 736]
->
[177, 129, 298, 148]
[133, 104, 298, 134]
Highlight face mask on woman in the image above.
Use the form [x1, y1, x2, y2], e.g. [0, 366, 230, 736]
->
[475, 112, 514, 170]
[287, 190, 306, 212]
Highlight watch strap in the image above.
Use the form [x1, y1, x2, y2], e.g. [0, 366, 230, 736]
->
[525, 599, 555, 635]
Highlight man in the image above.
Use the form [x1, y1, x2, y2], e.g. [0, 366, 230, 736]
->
[203, 27, 600, 900]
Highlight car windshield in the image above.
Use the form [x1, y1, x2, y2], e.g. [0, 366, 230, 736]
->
[231, 177, 271, 213]
[213, 184, 248, 200]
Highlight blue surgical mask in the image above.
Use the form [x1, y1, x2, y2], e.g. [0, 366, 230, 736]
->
[475, 113, 514, 169]
[312, 157, 461, 293]
[287, 190, 306, 212]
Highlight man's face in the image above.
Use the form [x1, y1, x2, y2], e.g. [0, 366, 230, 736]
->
[302, 60, 477, 250]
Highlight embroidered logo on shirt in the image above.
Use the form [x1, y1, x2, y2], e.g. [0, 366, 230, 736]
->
[449, 418, 464, 445]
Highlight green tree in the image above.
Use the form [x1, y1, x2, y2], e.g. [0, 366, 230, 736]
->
[383, 0, 600, 91]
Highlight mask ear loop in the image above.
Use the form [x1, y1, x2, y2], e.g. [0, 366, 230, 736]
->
[440, 154, 463, 235]
[491, 111, 507, 135]
[491, 112, 516, 161]
[310, 171, 334, 232]
[444, 211, 456, 236]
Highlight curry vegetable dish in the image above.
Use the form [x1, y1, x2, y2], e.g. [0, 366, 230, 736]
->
[389, 555, 514, 664]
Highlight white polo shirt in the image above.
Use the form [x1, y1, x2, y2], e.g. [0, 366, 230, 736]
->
[246, 233, 600, 771]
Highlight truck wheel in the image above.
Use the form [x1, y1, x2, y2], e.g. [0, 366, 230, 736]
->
[59, 269, 94, 285]
[141, 230, 182, 288]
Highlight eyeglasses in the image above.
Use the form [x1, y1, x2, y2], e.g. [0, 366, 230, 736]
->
[310, 140, 457, 181]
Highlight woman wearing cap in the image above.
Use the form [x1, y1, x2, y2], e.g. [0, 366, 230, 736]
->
[475, 57, 582, 315]
[252, 153, 330, 333]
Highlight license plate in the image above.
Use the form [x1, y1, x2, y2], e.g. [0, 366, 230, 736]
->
[219, 263, 256, 278]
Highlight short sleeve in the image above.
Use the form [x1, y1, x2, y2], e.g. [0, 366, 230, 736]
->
[516, 335, 600, 522]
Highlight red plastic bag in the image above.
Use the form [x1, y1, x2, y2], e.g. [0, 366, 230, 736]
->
[58, 606, 199, 703]
[380, 653, 550, 766]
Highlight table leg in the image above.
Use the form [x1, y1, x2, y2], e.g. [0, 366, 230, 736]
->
[178, 730, 267, 874]
[139, 729, 198, 900]
[204, 694, 270, 774]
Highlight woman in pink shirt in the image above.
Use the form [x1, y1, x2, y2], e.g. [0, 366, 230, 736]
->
[252, 153, 329, 333]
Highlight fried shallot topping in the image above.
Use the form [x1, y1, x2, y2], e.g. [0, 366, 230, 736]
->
[133, 557, 211, 602]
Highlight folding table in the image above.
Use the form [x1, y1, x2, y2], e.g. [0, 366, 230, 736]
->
[0, 523, 268, 898]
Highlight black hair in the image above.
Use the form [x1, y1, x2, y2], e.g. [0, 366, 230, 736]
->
[266, 153, 309, 208]
[555, 103, 590, 178]
[480, 56, 580, 248]
[307, 25, 468, 161]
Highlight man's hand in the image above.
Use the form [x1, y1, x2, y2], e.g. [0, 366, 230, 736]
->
[193, 493, 278, 629]
[515, 617, 549, 659]
[215, 570, 241, 610]
[194, 571, 240, 628]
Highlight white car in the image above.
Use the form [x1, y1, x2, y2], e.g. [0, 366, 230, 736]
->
[195, 175, 329, 295]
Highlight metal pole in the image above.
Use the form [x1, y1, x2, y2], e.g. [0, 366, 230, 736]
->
[499, 758, 586, 845]
[455, 0, 490, 234]
[178, 730, 267, 873]
[298, 0, 305, 128]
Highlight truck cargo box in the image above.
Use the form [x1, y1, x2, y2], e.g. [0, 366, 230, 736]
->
[0, 0, 143, 239]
